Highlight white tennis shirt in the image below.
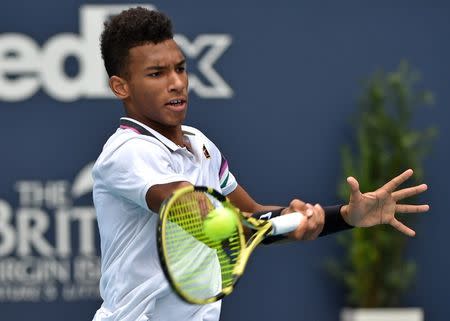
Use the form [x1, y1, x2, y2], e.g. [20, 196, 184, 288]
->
[91, 117, 237, 321]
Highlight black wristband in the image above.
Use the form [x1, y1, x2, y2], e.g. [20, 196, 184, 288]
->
[251, 208, 284, 220]
[319, 204, 353, 237]
[251, 208, 289, 245]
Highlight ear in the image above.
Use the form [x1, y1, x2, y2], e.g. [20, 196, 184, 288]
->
[109, 75, 129, 99]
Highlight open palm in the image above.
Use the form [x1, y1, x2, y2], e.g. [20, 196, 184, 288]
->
[343, 169, 429, 237]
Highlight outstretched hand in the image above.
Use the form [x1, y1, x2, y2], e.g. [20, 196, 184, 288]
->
[341, 169, 429, 237]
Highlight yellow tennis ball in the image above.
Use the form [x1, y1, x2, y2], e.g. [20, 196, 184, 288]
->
[203, 207, 237, 242]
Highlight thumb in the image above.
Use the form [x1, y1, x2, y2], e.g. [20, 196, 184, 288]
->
[347, 176, 360, 194]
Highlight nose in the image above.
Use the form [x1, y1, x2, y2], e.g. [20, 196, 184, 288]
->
[168, 71, 186, 92]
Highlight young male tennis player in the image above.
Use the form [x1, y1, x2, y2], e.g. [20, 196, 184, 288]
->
[91, 7, 429, 321]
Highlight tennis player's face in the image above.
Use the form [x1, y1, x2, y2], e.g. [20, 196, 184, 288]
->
[124, 39, 188, 130]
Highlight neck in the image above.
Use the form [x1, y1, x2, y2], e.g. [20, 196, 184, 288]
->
[156, 125, 184, 146]
[127, 115, 185, 146]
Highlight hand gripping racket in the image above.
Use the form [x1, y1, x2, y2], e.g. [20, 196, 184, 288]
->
[157, 185, 303, 304]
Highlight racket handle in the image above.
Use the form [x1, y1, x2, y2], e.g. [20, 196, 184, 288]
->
[269, 212, 303, 235]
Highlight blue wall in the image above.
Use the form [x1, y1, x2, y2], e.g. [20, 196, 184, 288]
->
[0, 1, 448, 320]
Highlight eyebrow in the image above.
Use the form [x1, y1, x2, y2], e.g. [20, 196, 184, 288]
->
[145, 59, 186, 71]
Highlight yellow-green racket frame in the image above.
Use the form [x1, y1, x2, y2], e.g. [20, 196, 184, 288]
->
[157, 185, 275, 304]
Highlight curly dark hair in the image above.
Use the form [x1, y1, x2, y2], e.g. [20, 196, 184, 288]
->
[100, 7, 173, 78]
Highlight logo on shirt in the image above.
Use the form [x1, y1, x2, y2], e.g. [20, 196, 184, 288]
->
[202, 144, 211, 159]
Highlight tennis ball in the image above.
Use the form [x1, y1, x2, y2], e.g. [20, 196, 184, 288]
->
[203, 207, 237, 242]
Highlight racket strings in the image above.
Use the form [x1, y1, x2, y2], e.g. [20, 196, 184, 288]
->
[163, 191, 242, 301]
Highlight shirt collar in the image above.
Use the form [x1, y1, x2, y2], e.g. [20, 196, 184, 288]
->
[119, 117, 195, 152]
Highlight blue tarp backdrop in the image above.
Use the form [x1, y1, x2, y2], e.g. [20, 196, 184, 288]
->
[0, 1, 448, 320]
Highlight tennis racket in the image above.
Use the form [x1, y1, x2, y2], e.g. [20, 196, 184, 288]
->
[157, 185, 303, 304]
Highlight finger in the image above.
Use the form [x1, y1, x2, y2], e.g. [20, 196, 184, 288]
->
[302, 204, 324, 240]
[396, 204, 430, 213]
[305, 203, 314, 218]
[392, 184, 428, 201]
[295, 205, 315, 240]
[311, 203, 325, 238]
[346, 176, 360, 194]
[390, 218, 416, 237]
[289, 199, 307, 212]
[314, 203, 325, 225]
[381, 169, 414, 193]
[292, 215, 308, 239]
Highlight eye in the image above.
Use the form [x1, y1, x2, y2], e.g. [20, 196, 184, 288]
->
[147, 71, 161, 78]
[176, 66, 186, 73]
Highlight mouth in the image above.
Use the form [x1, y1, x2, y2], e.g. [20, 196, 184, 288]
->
[165, 98, 187, 111]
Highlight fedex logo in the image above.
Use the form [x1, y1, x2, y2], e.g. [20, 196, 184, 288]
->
[0, 4, 233, 102]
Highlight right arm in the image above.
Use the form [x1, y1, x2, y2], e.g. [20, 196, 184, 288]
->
[145, 181, 191, 212]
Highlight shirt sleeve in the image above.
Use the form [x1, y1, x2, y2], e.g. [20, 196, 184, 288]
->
[197, 129, 238, 196]
[218, 153, 238, 195]
[94, 138, 187, 210]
